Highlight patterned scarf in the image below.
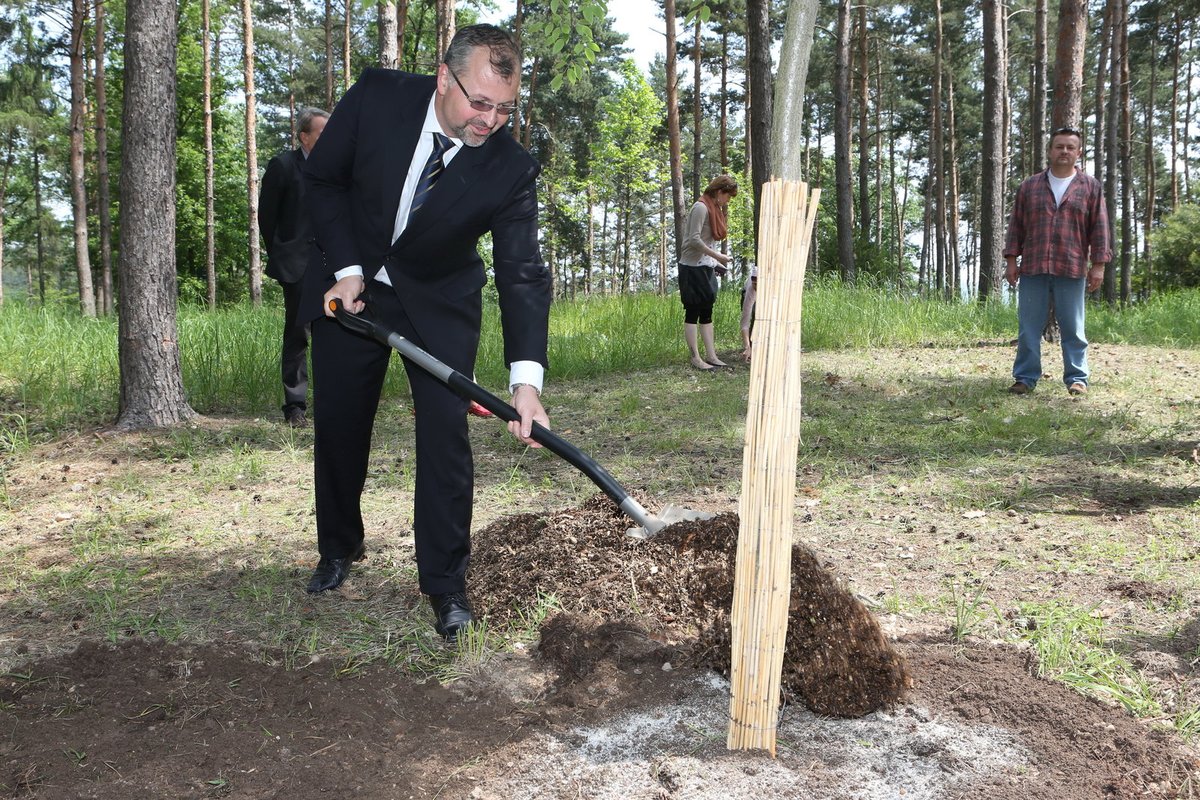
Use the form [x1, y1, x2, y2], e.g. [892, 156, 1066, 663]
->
[700, 193, 728, 241]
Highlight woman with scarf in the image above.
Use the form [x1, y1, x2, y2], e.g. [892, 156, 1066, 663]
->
[677, 175, 738, 370]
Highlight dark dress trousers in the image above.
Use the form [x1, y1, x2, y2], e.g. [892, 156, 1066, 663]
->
[258, 147, 313, 413]
[301, 69, 551, 596]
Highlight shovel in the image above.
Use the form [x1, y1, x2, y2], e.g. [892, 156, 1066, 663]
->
[327, 298, 711, 538]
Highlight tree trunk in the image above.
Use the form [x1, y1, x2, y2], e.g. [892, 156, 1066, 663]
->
[69, 0, 96, 317]
[1032, 0, 1047, 165]
[343, 0, 352, 92]
[665, 0, 686, 259]
[772, 0, 820, 181]
[947, 74, 961, 299]
[1103, 0, 1118, 304]
[325, 0, 335, 109]
[379, 2, 398, 68]
[950, 73, 960, 299]
[1050, 0, 1088, 126]
[0, 136, 12, 307]
[980, 0, 1005, 301]
[1142, 14, 1158, 298]
[932, 0, 946, 295]
[95, 0, 115, 315]
[1170, 13, 1181, 211]
[203, 0, 218, 309]
[746, 0, 773, 245]
[33, 144, 45, 303]
[855, 3, 870, 241]
[1093, 0, 1112, 178]
[692, 15, 702, 200]
[243, 0, 262, 306]
[522, 55, 539, 150]
[117, 0, 195, 429]
[1117, 0, 1131, 305]
[437, 0, 455, 61]
[720, 28, 728, 169]
[397, 0, 410, 67]
[833, 0, 855, 282]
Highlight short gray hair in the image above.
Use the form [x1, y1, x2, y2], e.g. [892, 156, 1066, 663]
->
[443, 24, 519, 80]
[298, 107, 329, 135]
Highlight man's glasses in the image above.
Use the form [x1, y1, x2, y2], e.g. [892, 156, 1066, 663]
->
[447, 66, 518, 116]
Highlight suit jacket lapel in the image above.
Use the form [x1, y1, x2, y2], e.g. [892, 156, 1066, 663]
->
[383, 80, 436, 236]
[394, 127, 514, 245]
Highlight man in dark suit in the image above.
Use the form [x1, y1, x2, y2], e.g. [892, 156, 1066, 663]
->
[299, 25, 552, 641]
[258, 107, 329, 427]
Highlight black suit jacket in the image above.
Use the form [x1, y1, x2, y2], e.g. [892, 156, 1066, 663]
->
[301, 68, 551, 370]
[258, 147, 312, 284]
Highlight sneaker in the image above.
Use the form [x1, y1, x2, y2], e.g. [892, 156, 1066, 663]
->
[1008, 381, 1031, 395]
[284, 407, 308, 427]
[1068, 382, 1087, 396]
[467, 401, 494, 418]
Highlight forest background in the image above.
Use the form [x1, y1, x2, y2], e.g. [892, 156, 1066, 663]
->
[2, 0, 1200, 327]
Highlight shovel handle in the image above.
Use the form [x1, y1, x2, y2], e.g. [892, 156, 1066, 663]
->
[326, 298, 648, 525]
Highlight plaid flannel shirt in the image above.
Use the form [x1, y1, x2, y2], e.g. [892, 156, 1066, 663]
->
[1003, 168, 1112, 279]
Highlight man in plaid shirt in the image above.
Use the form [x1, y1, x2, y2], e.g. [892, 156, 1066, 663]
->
[1003, 127, 1112, 397]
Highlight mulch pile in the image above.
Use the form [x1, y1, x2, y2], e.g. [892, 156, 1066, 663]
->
[470, 494, 910, 717]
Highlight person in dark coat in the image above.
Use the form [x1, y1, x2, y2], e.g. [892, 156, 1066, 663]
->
[299, 25, 552, 641]
[258, 107, 329, 426]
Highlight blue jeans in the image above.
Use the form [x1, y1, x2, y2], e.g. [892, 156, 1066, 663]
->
[1013, 273, 1088, 389]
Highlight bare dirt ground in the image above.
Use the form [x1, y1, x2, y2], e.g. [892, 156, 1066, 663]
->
[1, 343, 1199, 798]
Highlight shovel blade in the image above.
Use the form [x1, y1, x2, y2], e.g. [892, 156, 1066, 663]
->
[626, 504, 715, 540]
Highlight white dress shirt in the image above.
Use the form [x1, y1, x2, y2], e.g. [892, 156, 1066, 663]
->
[333, 96, 542, 394]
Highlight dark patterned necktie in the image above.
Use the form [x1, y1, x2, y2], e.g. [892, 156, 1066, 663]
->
[408, 132, 453, 223]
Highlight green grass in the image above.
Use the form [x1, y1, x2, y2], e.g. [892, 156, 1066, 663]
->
[1015, 600, 1163, 718]
[5, 284, 1199, 437]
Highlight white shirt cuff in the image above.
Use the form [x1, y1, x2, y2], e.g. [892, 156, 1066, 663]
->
[508, 361, 544, 394]
[333, 265, 364, 282]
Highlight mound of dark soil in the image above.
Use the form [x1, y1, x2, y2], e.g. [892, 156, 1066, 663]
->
[470, 495, 909, 717]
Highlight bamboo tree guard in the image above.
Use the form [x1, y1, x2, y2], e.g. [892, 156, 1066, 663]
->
[727, 179, 820, 755]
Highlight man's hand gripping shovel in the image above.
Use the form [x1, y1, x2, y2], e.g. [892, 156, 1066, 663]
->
[327, 298, 711, 538]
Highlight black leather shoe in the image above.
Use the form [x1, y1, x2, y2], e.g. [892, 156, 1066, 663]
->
[305, 542, 366, 593]
[429, 592, 475, 640]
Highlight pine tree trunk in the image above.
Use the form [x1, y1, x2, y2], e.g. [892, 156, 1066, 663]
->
[203, 0, 218, 309]
[437, 0, 455, 61]
[720, 28, 728, 169]
[69, 0, 96, 317]
[117, 0, 195, 429]
[948, 74, 962, 299]
[95, 0, 115, 315]
[1170, 13, 1181, 211]
[833, 0, 855, 282]
[1142, 15, 1158, 298]
[746, 0, 773, 243]
[243, 0, 262, 306]
[932, 0, 946, 295]
[1051, 0, 1088, 127]
[1103, 0, 1118, 304]
[0, 136, 11, 307]
[855, 3, 870, 241]
[397, 0, 410, 67]
[692, 15, 702, 200]
[980, 0, 1005, 301]
[343, 0, 352, 91]
[325, 0, 335, 109]
[1117, 0, 1132, 304]
[33, 145, 45, 303]
[379, 2, 398, 68]
[665, 0, 686, 259]
[1093, 0, 1112, 177]
[1032, 0, 1047, 164]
